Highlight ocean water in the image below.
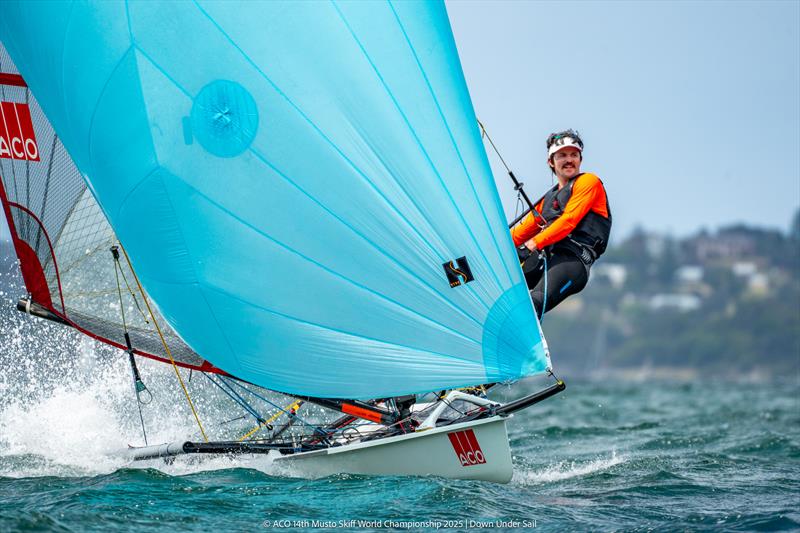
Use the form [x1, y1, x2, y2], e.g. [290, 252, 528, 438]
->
[1, 378, 798, 530]
[0, 310, 798, 531]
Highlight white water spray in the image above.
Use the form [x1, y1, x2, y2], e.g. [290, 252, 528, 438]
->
[512, 450, 626, 486]
[0, 277, 286, 478]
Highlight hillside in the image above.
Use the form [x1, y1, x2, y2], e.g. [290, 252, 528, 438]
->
[545, 221, 800, 379]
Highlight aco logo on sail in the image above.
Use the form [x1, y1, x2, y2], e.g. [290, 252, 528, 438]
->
[447, 429, 487, 466]
[0, 102, 40, 161]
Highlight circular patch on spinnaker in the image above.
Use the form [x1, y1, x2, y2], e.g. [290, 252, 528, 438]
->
[482, 283, 547, 381]
[190, 80, 258, 158]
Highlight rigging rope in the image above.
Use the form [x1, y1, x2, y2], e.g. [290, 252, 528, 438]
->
[478, 118, 513, 175]
[119, 245, 209, 442]
[477, 119, 551, 321]
[116, 258, 149, 324]
[238, 400, 302, 442]
[540, 253, 548, 322]
[477, 118, 544, 222]
[111, 246, 149, 445]
[203, 373, 265, 424]
[225, 378, 325, 436]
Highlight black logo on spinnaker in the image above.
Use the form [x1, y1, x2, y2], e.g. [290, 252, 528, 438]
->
[443, 256, 474, 288]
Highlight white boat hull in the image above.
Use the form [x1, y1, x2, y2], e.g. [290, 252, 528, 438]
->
[274, 415, 513, 483]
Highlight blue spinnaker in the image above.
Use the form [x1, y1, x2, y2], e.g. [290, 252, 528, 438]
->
[0, 1, 549, 398]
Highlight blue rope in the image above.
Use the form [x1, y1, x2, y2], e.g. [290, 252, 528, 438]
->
[540, 252, 548, 323]
[225, 378, 324, 434]
[203, 373, 265, 423]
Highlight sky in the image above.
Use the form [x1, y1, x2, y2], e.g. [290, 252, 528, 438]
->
[446, 0, 800, 239]
[1, 1, 798, 243]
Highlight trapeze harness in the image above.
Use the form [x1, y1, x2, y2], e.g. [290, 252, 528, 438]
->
[512, 172, 612, 316]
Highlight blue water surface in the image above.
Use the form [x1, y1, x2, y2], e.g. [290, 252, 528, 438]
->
[1, 378, 797, 532]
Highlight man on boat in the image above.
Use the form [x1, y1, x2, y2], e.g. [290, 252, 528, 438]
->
[511, 130, 611, 316]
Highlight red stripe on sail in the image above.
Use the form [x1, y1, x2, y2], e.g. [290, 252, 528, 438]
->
[13, 239, 53, 309]
[0, 102, 10, 159]
[14, 103, 39, 161]
[0, 174, 52, 308]
[0, 102, 24, 160]
[0, 73, 26, 88]
[7, 201, 67, 316]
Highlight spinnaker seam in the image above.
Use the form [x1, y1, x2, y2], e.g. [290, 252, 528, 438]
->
[124, 14, 494, 329]
[191, 187, 484, 340]
[188, 0, 490, 300]
[332, 0, 504, 296]
[202, 283, 482, 367]
[387, 1, 514, 287]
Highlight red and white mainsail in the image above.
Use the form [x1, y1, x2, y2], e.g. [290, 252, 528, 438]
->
[0, 41, 222, 374]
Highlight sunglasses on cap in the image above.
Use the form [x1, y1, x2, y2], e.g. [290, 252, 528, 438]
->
[546, 130, 584, 150]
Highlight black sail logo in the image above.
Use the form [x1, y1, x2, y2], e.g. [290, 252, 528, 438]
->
[443, 256, 474, 288]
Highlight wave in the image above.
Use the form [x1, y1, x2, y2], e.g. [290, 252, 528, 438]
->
[0, 332, 289, 480]
[512, 451, 626, 485]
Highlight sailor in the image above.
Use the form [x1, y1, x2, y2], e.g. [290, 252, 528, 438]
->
[511, 130, 611, 316]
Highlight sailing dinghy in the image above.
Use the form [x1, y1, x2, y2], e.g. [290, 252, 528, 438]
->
[0, 1, 564, 483]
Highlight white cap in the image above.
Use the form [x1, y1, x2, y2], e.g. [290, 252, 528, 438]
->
[547, 136, 583, 158]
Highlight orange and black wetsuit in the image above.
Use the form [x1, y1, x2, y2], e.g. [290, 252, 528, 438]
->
[511, 172, 611, 316]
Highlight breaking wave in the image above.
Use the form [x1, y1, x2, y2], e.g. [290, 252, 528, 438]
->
[512, 451, 626, 485]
